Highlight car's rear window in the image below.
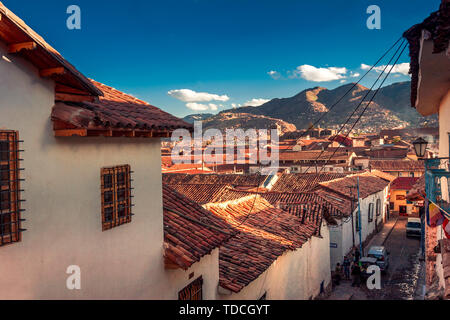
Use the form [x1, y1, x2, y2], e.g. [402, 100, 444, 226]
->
[368, 254, 382, 260]
[407, 222, 421, 228]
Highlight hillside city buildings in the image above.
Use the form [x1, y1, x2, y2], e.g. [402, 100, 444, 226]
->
[0, 0, 448, 301]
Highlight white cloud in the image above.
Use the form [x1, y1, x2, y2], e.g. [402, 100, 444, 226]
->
[360, 62, 410, 76]
[351, 72, 360, 78]
[168, 89, 230, 102]
[185, 102, 222, 111]
[291, 65, 347, 82]
[340, 80, 347, 84]
[243, 98, 270, 107]
[231, 103, 241, 108]
[267, 70, 281, 80]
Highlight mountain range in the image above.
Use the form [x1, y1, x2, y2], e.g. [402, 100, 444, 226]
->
[182, 81, 438, 134]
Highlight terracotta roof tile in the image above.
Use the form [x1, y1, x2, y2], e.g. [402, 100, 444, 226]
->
[203, 196, 316, 293]
[314, 188, 353, 215]
[320, 172, 389, 200]
[406, 175, 426, 201]
[369, 160, 424, 172]
[271, 172, 348, 192]
[51, 80, 192, 133]
[369, 169, 397, 182]
[162, 184, 232, 270]
[390, 177, 420, 190]
[162, 173, 265, 187]
[279, 151, 351, 161]
[262, 192, 345, 220]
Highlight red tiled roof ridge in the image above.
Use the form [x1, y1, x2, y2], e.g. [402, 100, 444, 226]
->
[320, 171, 372, 186]
[163, 184, 233, 270]
[90, 79, 150, 106]
[52, 79, 192, 133]
[203, 194, 264, 208]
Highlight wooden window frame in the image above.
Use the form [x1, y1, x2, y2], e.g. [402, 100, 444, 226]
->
[101, 165, 132, 231]
[178, 276, 203, 300]
[0, 131, 23, 246]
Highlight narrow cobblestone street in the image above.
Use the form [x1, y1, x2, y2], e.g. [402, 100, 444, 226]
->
[326, 215, 425, 300]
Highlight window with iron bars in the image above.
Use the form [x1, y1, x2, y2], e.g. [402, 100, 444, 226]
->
[178, 276, 203, 300]
[0, 131, 25, 246]
[101, 165, 133, 231]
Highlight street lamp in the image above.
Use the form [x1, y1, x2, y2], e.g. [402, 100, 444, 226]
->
[412, 136, 428, 261]
[412, 137, 428, 159]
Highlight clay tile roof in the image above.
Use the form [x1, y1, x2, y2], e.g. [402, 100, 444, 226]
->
[369, 160, 425, 172]
[440, 238, 450, 300]
[369, 169, 397, 182]
[320, 172, 389, 200]
[165, 184, 231, 205]
[162, 184, 232, 270]
[390, 177, 420, 190]
[51, 80, 192, 133]
[203, 196, 316, 293]
[278, 151, 351, 161]
[403, 0, 450, 107]
[261, 192, 345, 220]
[364, 148, 409, 160]
[314, 188, 353, 215]
[406, 175, 426, 201]
[270, 172, 348, 193]
[329, 135, 353, 147]
[162, 173, 265, 187]
[0, 2, 102, 96]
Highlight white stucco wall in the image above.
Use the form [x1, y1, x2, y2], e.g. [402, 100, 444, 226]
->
[353, 188, 388, 248]
[165, 248, 220, 300]
[329, 224, 344, 270]
[217, 223, 331, 300]
[330, 187, 388, 265]
[0, 44, 179, 299]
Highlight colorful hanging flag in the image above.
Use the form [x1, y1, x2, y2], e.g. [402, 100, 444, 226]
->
[426, 200, 445, 227]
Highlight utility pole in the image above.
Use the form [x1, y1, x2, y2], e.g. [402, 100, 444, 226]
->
[347, 185, 357, 248]
[357, 176, 363, 257]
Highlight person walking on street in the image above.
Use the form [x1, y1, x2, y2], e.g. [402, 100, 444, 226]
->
[343, 257, 350, 280]
[334, 263, 342, 285]
[353, 248, 360, 263]
[351, 262, 361, 287]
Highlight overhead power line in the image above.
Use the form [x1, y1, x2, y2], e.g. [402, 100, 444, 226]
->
[316, 41, 409, 174]
[302, 38, 407, 174]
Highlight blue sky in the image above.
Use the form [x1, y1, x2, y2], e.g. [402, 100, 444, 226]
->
[4, 0, 441, 117]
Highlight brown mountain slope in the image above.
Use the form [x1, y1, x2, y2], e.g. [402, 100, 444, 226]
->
[209, 81, 437, 131]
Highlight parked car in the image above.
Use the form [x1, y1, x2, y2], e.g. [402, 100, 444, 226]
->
[406, 218, 422, 238]
[367, 246, 390, 272]
[359, 257, 378, 280]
